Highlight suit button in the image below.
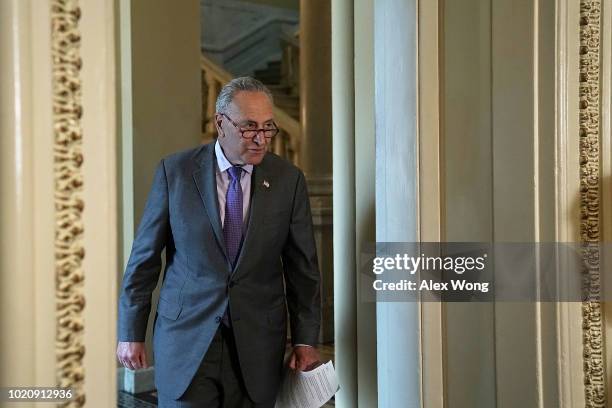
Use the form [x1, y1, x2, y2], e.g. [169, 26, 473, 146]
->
[229, 280, 236, 288]
[215, 316, 221, 323]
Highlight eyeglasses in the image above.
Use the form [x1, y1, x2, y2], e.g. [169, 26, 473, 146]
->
[220, 113, 280, 140]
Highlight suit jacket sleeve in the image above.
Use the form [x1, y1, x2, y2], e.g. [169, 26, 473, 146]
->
[118, 159, 170, 342]
[281, 170, 321, 346]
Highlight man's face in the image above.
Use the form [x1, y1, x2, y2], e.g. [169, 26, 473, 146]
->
[215, 91, 275, 166]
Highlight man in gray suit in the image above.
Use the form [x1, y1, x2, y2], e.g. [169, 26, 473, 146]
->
[116, 77, 321, 407]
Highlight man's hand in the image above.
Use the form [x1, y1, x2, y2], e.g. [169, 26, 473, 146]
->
[288, 346, 321, 371]
[117, 342, 148, 370]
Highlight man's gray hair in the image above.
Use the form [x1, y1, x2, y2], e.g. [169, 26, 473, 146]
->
[215, 76, 274, 114]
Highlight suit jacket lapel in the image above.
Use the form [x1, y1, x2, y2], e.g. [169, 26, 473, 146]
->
[193, 144, 227, 259]
[232, 163, 267, 276]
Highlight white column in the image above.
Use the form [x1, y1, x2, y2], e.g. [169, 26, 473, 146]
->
[332, 0, 358, 407]
[0, 0, 56, 389]
[1, 1, 121, 404]
[333, 1, 422, 406]
[373, 1, 422, 407]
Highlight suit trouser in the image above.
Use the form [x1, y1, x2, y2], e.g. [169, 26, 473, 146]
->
[156, 324, 276, 408]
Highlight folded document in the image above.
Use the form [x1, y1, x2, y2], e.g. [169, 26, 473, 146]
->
[275, 361, 339, 408]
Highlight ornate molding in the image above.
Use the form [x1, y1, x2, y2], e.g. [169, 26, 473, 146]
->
[51, 0, 85, 406]
[579, 0, 606, 406]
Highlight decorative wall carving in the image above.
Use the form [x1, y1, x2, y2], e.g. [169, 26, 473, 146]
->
[579, 0, 606, 407]
[51, 0, 85, 406]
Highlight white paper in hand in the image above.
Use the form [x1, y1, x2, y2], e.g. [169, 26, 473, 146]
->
[275, 361, 339, 408]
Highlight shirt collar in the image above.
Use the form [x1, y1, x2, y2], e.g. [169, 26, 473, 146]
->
[214, 140, 253, 174]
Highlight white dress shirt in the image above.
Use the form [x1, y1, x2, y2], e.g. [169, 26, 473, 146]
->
[214, 140, 253, 229]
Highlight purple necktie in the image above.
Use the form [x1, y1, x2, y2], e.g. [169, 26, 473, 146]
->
[223, 166, 243, 267]
[222, 166, 243, 327]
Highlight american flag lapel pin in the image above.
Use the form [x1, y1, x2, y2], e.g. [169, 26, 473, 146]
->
[263, 180, 270, 189]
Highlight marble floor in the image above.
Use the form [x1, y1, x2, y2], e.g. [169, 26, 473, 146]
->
[118, 390, 157, 408]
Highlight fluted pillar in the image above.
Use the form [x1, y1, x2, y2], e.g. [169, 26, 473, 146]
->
[332, 1, 357, 406]
[0, 0, 56, 390]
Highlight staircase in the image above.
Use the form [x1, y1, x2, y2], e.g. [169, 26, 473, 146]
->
[200, 0, 298, 76]
[254, 60, 282, 84]
[254, 61, 300, 121]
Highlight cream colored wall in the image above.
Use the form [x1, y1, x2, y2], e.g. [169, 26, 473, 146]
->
[418, 0, 444, 406]
[441, 0, 495, 405]
[329, 0, 597, 405]
[299, 0, 332, 179]
[436, 0, 584, 406]
[129, 0, 202, 228]
[120, 0, 202, 366]
[81, 0, 120, 403]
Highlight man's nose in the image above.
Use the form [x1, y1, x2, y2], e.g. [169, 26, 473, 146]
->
[253, 131, 266, 145]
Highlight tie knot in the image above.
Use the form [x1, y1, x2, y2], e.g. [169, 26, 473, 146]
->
[228, 166, 242, 181]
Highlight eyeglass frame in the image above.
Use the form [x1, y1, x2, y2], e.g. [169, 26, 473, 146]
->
[219, 112, 280, 140]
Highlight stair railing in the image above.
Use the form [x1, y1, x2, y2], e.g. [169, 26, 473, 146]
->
[201, 54, 301, 166]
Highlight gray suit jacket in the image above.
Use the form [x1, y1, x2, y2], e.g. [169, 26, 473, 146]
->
[118, 142, 321, 403]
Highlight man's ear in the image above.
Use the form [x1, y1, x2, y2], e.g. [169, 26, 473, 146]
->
[214, 113, 224, 137]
